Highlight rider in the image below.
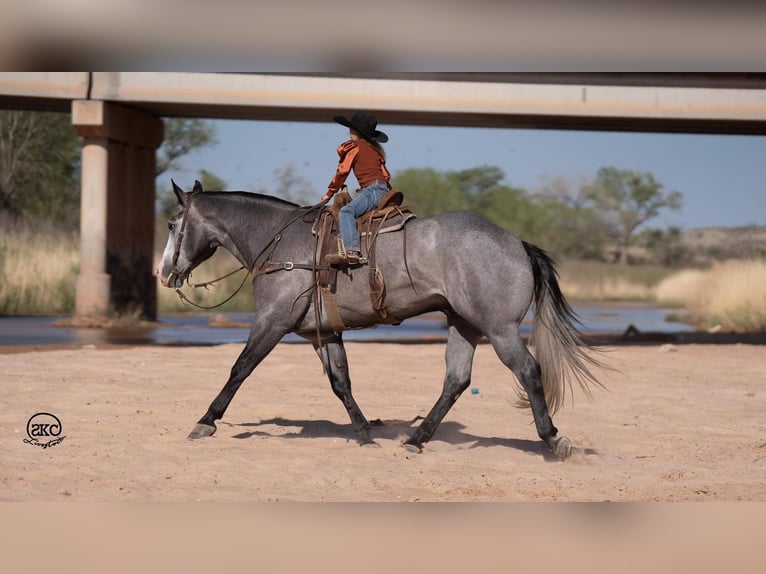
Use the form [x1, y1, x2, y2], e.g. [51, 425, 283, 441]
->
[321, 111, 391, 265]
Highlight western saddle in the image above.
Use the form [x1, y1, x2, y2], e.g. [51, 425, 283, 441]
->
[314, 187, 416, 332]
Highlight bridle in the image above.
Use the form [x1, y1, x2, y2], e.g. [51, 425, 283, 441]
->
[168, 189, 199, 289]
[169, 191, 328, 311]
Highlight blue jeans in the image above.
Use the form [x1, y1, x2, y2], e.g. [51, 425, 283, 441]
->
[338, 181, 389, 252]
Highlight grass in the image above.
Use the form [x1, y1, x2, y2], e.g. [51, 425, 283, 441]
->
[656, 260, 766, 332]
[0, 216, 79, 315]
[557, 259, 673, 302]
[0, 218, 256, 316]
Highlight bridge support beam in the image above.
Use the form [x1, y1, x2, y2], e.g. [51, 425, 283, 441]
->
[72, 100, 163, 320]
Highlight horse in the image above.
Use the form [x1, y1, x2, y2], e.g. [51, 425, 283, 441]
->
[156, 180, 606, 459]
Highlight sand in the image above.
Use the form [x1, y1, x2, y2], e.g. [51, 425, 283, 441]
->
[1, 341, 764, 502]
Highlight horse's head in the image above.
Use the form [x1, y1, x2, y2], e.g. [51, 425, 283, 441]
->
[156, 180, 218, 288]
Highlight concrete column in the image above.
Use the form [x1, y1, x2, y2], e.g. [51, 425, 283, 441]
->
[72, 100, 163, 319]
[75, 138, 110, 316]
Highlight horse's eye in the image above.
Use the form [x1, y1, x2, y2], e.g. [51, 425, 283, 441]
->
[168, 222, 175, 231]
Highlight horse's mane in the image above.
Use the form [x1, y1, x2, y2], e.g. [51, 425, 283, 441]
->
[202, 190, 302, 209]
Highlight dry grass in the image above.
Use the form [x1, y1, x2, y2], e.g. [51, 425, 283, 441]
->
[557, 259, 671, 302]
[0, 218, 256, 316]
[654, 268, 708, 307]
[656, 260, 766, 332]
[0, 217, 79, 314]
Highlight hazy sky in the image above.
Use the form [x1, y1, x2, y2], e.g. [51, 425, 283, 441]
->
[169, 118, 766, 230]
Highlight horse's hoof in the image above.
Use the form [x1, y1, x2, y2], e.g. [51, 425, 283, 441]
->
[552, 436, 573, 460]
[402, 441, 422, 454]
[188, 423, 216, 440]
[360, 440, 381, 448]
[356, 429, 377, 447]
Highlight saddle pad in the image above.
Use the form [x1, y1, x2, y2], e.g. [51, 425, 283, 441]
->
[360, 212, 416, 236]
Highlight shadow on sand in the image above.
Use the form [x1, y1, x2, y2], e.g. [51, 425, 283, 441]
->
[220, 416, 598, 462]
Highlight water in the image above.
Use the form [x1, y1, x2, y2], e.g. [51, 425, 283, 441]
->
[0, 304, 692, 348]
[570, 303, 693, 334]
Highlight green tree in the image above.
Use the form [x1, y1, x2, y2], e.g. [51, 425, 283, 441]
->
[444, 166, 560, 247]
[587, 167, 683, 264]
[0, 111, 80, 227]
[476, 185, 539, 238]
[531, 174, 613, 259]
[446, 165, 509, 213]
[269, 164, 316, 205]
[155, 118, 223, 217]
[639, 226, 689, 266]
[394, 165, 599, 257]
[449, 165, 505, 195]
[196, 169, 227, 191]
[155, 118, 217, 177]
[392, 167, 469, 216]
[536, 173, 594, 210]
[531, 197, 611, 259]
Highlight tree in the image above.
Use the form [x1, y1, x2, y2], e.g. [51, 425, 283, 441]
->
[0, 111, 80, 227]
[196, 169, 227, 192]
[269, 164, 316, 205]
[639, 226, 689, 266]
[531, 174, 613, 259]
[448, 165, 505, 195]
[155, 118, 217, 177]
[446, 165, 508, 213]
[392, 167, 469, 216]
[587, 167, 683, 264]
[475, 184, 538, 238]
[530, 197, 612, 259]
[392, 165, 608, 258]
[536, 173, 594, 210]
[155, 118, 223, 217]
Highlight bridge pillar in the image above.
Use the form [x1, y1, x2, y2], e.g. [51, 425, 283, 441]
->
[72, 100, 163, 320]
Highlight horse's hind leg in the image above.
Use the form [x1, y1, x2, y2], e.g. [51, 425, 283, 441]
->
[313, 335, 376, 446]
[404, 320, 481, 453]
[488, 330, 569, 458]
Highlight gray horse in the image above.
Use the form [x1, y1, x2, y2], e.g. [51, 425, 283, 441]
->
[157, 181, 606, 459]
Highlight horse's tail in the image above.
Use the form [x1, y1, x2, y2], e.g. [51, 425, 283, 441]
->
[522, 240, 608, 414]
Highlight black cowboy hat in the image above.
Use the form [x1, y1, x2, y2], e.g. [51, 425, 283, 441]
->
[333, 111, 388, 143]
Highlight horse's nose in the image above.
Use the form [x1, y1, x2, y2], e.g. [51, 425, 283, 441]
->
[155, 267, 168, 286]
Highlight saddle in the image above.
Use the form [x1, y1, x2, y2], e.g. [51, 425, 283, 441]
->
[314, 187, 416, 331]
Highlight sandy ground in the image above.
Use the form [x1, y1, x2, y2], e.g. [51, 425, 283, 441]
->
[1, 340, 764, 502]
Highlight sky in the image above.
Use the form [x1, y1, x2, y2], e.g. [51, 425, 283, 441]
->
[168, 119, 766, 230]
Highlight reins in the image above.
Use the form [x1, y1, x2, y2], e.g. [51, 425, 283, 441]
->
[174, 271, 250, 310]
[171, 193, 328, 311]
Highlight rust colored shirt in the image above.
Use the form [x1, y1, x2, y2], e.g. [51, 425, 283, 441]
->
[327, 139, 391, 196]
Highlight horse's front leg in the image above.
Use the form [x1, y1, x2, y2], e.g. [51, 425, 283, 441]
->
[312, 334, 377, 447]
[188, 318, 285, 440]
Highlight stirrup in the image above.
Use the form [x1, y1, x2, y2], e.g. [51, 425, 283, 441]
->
[326, 250, 364, 266]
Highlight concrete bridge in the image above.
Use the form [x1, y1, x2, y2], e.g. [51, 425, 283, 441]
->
[1, 72, 765, 319]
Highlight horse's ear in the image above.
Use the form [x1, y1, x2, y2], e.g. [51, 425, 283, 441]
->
[171, 179, 185, 206]
[193, 180, 204, 194]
